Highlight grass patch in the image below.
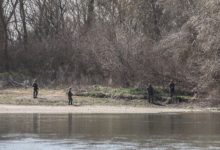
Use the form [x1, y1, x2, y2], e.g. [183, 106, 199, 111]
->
[76, 85, 193, 102]
[76, 85, 146, 100]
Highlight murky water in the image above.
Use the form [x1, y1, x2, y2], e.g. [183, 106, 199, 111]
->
[0, 113, 220, 150]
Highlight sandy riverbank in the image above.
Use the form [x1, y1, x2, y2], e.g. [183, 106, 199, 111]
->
[0, 104, 213, 114]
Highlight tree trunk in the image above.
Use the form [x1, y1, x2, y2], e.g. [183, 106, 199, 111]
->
[86, 0, 95, 27]
[0, 1, 4, 51]
[151, 0, 161, 41]
[19, 0, 28, 50]
[0, 1, 9, 71]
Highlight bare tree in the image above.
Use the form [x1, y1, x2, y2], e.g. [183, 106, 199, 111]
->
[0, 0, 19, 71]
[19, 0, 28, 50]
[1, 0, 219, 100]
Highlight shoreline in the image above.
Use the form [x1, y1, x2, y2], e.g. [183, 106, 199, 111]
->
[0, 104, 215, 114]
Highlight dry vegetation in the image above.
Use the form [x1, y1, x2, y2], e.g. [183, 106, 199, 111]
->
[0, 87, 199, 109]
[0, 88, 155, 107]
[0, 0, 220, 105]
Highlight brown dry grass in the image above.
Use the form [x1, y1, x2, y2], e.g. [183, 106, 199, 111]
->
[0, 88, 154, 107]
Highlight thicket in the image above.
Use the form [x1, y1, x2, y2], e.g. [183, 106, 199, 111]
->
[0, 0, 220, 99]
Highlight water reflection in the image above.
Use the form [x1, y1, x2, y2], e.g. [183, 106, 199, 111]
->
[33, 114, 39, 134]
[68, 114, 72, 135]
[0, 113, 220, 137]
[0, 113, 220, 149]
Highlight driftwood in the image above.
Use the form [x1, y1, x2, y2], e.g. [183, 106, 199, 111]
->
[7, 76, 30, 88]
[152, 101, 166, 106]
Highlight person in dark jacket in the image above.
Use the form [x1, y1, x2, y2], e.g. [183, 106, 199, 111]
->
[32, 80, 39, 98]
[169, 80, 175, 98]
[147, 84, 154, 103]
[68, 88, 74, 105]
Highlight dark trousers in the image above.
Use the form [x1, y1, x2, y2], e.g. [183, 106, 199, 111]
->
[170, 90, 175, 103]
[33, 90, 38, 98]
[69, 98, 73, 105]
[170, 90, 175, 97]
[148, 94, 154, 103]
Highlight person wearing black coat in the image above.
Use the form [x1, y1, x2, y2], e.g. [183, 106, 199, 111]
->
[147, 84, 154, 103]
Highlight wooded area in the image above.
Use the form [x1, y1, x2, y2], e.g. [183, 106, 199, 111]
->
[0, 0, 220, 98]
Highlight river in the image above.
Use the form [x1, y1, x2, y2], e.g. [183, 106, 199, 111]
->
[0, 113, 220, 149]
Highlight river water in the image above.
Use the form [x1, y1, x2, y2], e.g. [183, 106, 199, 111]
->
[0, 113, 220, 150]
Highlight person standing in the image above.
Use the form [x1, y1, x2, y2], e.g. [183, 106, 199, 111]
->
[68, 88, 74, 105]
[32, 80, 39, 98]
[169, 80, 175, 98]
[147, 84, 154, 103]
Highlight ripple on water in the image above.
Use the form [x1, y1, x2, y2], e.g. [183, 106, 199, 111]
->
[0, 137, 220, 150]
